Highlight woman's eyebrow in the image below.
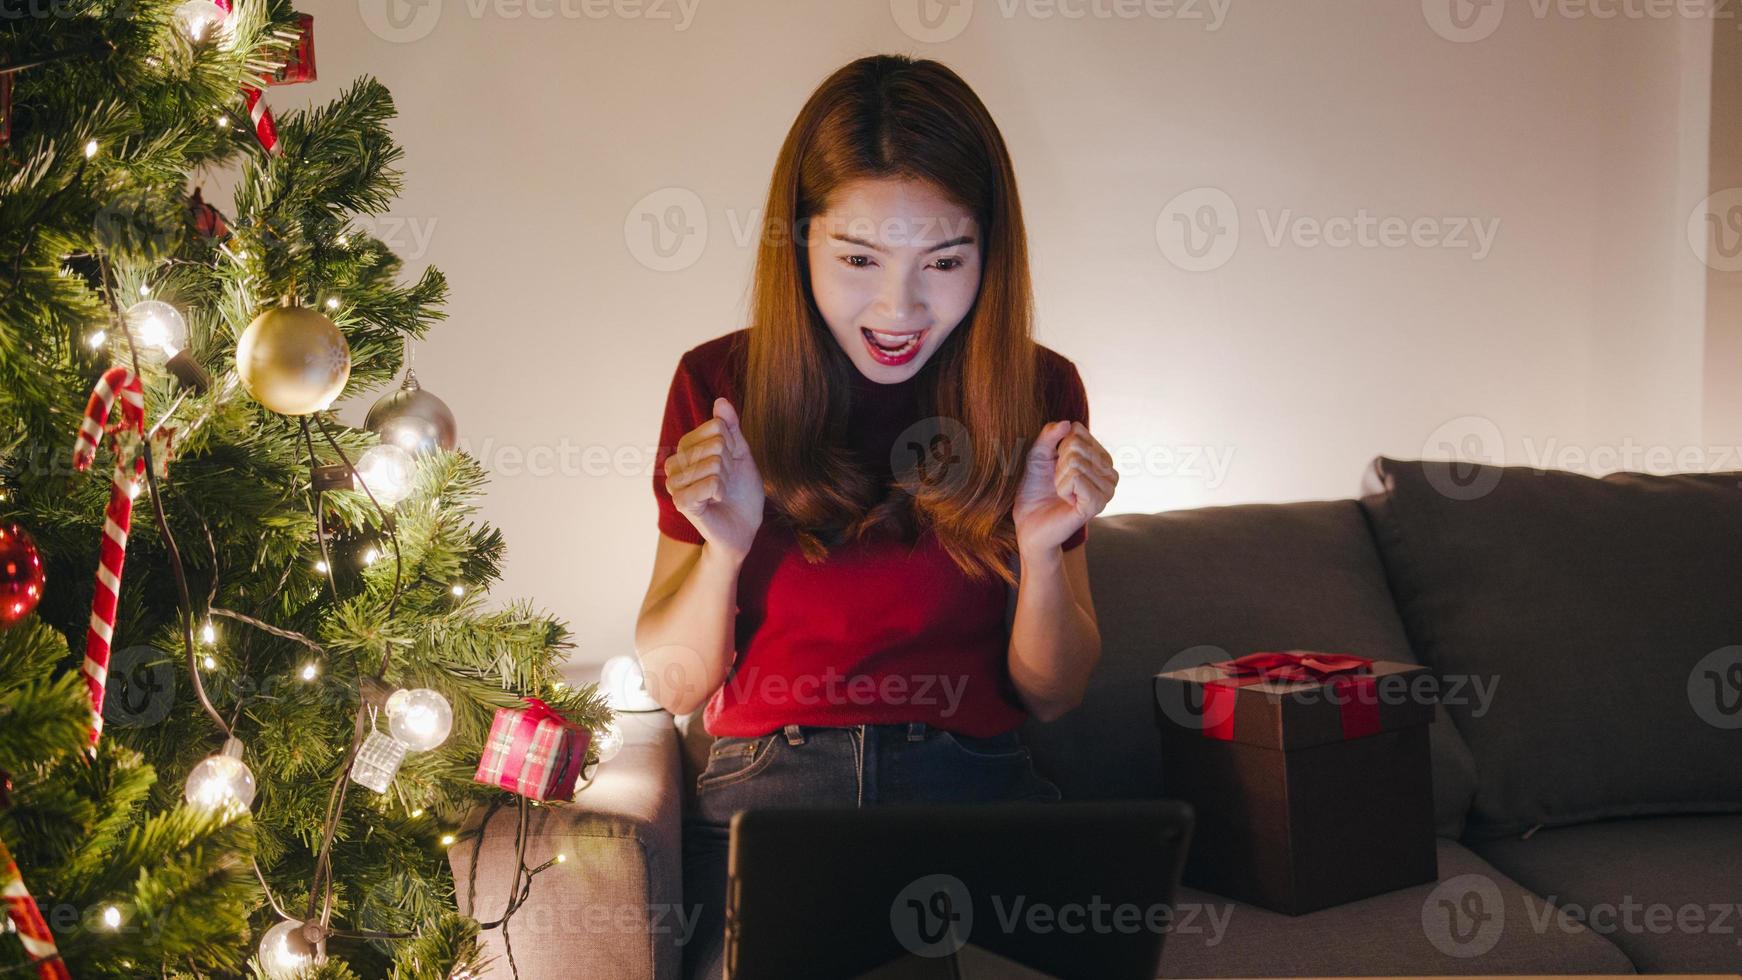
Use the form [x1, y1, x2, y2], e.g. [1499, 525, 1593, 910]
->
[831, 233, 977, 254]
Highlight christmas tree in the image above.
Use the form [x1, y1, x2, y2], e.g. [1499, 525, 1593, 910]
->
[1, 1, 612, 976]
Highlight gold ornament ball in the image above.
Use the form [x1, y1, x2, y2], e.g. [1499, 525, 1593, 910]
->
[236, 306, 352, 415]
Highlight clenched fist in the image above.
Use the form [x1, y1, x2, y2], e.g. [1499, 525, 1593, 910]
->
[666, 396, 765, 560]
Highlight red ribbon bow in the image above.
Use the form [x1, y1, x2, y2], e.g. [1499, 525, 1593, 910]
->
[1211, 650, 1373, 683]
[1201, 650, 1381, 742]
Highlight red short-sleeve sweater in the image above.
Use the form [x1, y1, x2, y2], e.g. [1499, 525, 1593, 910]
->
[652, 328, 1090, 738]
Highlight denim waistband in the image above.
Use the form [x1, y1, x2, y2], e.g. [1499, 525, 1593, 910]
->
[778, 721, 933, 746]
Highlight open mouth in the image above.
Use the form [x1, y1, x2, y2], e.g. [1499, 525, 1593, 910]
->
[861, 326, 927, 365]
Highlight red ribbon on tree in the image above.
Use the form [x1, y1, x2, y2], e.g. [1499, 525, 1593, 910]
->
[1201, 651, 1381, 742]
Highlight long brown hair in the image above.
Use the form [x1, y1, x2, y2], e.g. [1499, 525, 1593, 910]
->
[740, 54, 1043, 588]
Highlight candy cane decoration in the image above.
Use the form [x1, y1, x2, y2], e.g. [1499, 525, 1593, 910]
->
[213, 0, 284, 156]
[72, 366, 146, 748]
[0, 837, 71, 980]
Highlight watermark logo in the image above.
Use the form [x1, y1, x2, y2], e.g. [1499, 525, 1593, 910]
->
[102, 645, 177, 729]
[1422, 0, 1506, 42]
[891, 415, 975, 496]
[1423, 873, 1506, 957]
[1689, 187, 1742, 273]
[1152, 644, 1238, 732]
[1156, 187, 1239, 272]
[359, 0, 442, 43]
[626, 187, 708, 272]
[1689, 645, 1742, 730]
[890, 0, 976, 41]
[892, 874, 974, 957]
[1420, 414, 1507, 501]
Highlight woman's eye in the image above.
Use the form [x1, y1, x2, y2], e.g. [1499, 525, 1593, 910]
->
[841, 255, 874, 268]
[933, 256, 963, 272]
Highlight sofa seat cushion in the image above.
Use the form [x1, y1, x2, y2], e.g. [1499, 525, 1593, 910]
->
[1359, 457, 1742, 839]
[1159, 839, 1634, 977]
[1471, 814, 1742, 972]
[1025, 503, 1479, 839]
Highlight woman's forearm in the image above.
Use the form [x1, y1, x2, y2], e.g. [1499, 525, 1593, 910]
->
[1007, 545, 1101, 722]
[634, 542, 743, 715]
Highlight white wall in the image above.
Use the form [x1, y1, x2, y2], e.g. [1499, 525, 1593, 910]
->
[209, 0, 1727, 677]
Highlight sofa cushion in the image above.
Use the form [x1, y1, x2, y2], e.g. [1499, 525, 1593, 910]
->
[1159, 838, 1635, 977]
[1359, 457, 1742, 839]
[1023, 503, 1480, 839]
[1471, 814, 1742, 972]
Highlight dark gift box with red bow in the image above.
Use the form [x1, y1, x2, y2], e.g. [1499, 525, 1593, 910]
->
[1153, 651, 1438, 915]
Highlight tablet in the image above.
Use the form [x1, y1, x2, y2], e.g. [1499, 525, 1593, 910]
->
[723, 800, 1194, 980]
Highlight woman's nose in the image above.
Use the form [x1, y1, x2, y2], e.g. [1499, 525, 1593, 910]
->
[874, 267, 928, 324]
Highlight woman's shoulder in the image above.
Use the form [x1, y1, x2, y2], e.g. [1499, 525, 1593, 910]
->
[1033, 342, 1089, 423]
[675, 327, 751, 396]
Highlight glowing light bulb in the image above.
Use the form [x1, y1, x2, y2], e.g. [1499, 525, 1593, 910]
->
[440, 834, 456, 847]
[362, 546, 380, 566]
[386, 688, 453, 752]
[200, 620, 216, 645]
[101, 906, 121, 930]
[202, 655, 217, 670]
[300, 663, 318, 681]
[172, 0, 228, 42]
[258, 918, 321, 979]
[84, 140, 97, 158]
[126, 300, 188, 358]
[138, 284, 151, 297]
[87, 330, 106, 349]
[600, 654, 661, 712]
[594, 720, 624, 764]
[450, 584, 466, 597]
[354, 444, 414, 508]
[313, 560, 329, 574]
[183, 738, 256, 815]
[325, 297, 340, 310]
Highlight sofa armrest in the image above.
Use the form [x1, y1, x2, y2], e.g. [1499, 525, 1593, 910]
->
[449, 711, 685, 979]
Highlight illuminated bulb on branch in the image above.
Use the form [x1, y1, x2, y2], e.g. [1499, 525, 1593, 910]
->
[172, 0, 228, 42]
[183, 738, 255, 815]
[127, 300, 186, 357]
[258, 919, 323, 978]
[599, 655, 661, 712]
[125, 299, 210, 391]
[594, 720, 624, 764]
[386, 688, 453, 752]
[354, 444, 413, 508]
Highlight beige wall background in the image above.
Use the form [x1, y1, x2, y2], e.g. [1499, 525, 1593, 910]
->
[207, 0, 1739, 678]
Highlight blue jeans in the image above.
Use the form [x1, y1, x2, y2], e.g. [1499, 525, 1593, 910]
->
[681, 721, 1062, 980]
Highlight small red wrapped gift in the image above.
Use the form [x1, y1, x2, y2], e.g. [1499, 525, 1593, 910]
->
[473, 697, 591, 802]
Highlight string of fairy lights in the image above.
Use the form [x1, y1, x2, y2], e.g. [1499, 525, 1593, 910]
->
[73, 176, 629, 980]
[24, 13, 648, 974]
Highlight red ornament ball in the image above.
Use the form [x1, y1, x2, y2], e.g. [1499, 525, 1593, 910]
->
[0, 522, 45, 628]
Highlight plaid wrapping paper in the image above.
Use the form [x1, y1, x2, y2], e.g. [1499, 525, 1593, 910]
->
[473, 697, 591, 802]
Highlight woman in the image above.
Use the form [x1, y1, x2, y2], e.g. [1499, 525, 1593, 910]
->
[634, 54, 1119, 979]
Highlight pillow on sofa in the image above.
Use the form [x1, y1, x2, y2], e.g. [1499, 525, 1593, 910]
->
[1359, 456, 1742, 840]
[1026, 501, 1480, 840]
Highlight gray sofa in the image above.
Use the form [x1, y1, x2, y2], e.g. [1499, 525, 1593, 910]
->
[451, 456, 1742, 977]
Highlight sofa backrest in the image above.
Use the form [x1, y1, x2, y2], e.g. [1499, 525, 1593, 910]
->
[1022, 500, 1479, 839]
[1359, 456, 1742, 840]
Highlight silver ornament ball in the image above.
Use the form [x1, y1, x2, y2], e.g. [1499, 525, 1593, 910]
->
[365, 371, 457, 453]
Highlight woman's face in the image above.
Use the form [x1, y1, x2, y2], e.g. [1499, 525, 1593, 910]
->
[805, 178, 982, 383]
